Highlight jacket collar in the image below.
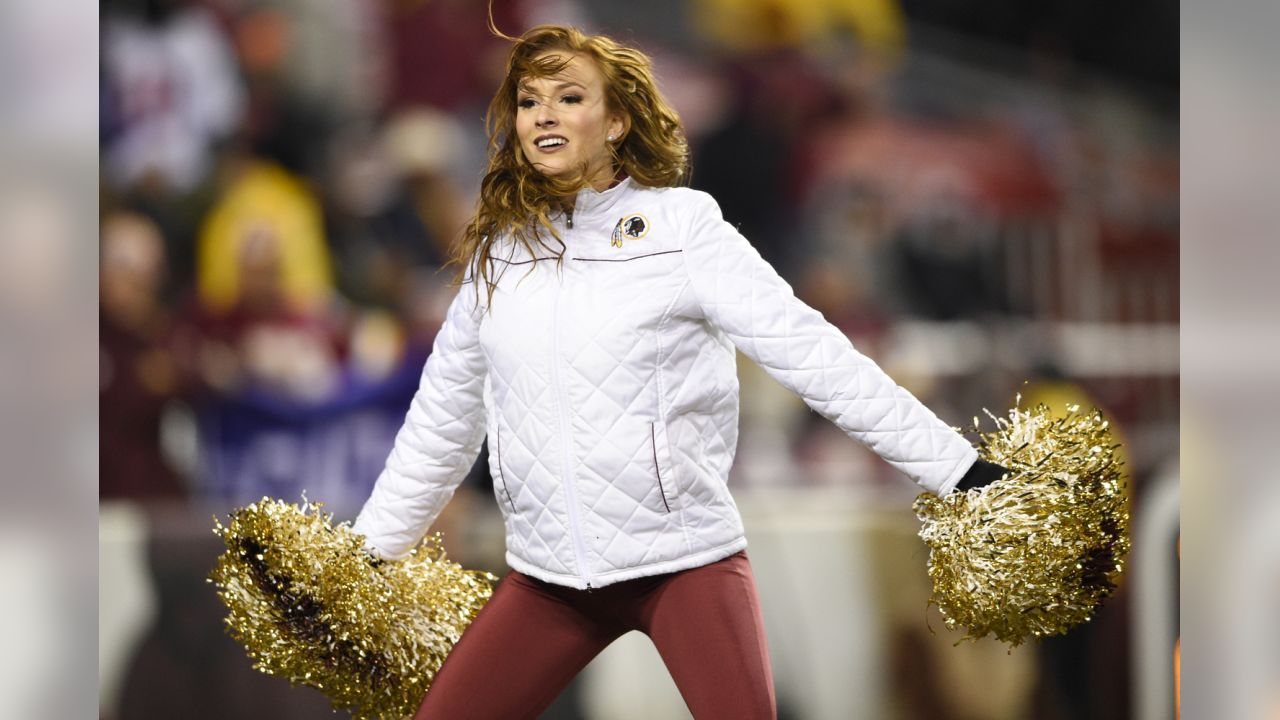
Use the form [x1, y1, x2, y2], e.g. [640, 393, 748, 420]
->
[568, 176, 636, 222]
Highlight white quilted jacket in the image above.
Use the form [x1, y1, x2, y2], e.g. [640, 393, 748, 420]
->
[352, 178, 978, 589]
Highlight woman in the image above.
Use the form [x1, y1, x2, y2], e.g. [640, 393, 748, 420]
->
[352, 24, 1005, 719]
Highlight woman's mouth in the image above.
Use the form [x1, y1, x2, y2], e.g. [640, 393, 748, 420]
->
[534, 135, 568, 153]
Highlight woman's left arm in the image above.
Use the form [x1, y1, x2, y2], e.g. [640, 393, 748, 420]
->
[679, 191, 979, 496]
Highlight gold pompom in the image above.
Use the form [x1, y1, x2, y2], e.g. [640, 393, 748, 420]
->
[209, 497, 496, 719]
[913, 402, 1130, 647]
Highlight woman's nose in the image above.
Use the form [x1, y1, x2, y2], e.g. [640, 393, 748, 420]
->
[534, 106, 557, 128]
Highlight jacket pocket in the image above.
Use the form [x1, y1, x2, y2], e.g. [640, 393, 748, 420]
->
[649, 420, 679, 513]
[493, 425, 517, 515]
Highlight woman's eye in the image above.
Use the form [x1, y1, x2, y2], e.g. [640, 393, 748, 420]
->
[561, 95, 583, 104]
[517, 98, 536, 109]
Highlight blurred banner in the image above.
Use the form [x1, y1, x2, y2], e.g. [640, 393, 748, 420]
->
[195, 354, 422, 510]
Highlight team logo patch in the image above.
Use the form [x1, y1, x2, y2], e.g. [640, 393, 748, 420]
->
[610, 213, 649, 248]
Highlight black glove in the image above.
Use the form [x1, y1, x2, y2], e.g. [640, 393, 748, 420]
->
[954, 458, 1012, 492]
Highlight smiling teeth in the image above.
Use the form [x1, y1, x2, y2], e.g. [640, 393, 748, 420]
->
[537, 138, 567, 148]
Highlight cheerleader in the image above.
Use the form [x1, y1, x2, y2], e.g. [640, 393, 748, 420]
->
[352, 24, 1006, 719]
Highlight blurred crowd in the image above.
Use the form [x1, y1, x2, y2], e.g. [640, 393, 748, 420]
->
[99, 0, 1176, 509]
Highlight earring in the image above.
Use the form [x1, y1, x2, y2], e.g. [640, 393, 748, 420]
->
[608, 134, 615, 141]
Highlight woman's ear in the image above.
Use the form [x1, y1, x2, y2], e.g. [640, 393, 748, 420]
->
[609, 113, 630, 143]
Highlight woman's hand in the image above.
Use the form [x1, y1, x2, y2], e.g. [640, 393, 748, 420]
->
[954, 458, 1012, 492]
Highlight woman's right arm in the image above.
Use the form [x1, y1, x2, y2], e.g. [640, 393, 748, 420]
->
[351, 282, 488, 560]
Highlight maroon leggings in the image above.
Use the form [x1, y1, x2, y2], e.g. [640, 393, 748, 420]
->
[414, 551, 775, 719]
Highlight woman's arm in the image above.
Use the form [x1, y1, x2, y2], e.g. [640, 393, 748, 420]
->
[351, 283, 488, 559]
[679, 191, 978, 496]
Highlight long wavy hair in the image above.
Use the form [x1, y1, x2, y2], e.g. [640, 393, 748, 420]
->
[452, 24, 691, 306]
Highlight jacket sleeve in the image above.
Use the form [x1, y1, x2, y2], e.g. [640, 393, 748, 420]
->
[678, 191, 977, 496]
[351, 281, 488, 558]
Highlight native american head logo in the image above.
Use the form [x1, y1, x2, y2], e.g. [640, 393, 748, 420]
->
[610, 213, 649, 248]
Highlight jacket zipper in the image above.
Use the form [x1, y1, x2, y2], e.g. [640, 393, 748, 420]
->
[494, 425, 516, 514]
[550, 235, 593, 588]
[650, 422, 671, 513]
